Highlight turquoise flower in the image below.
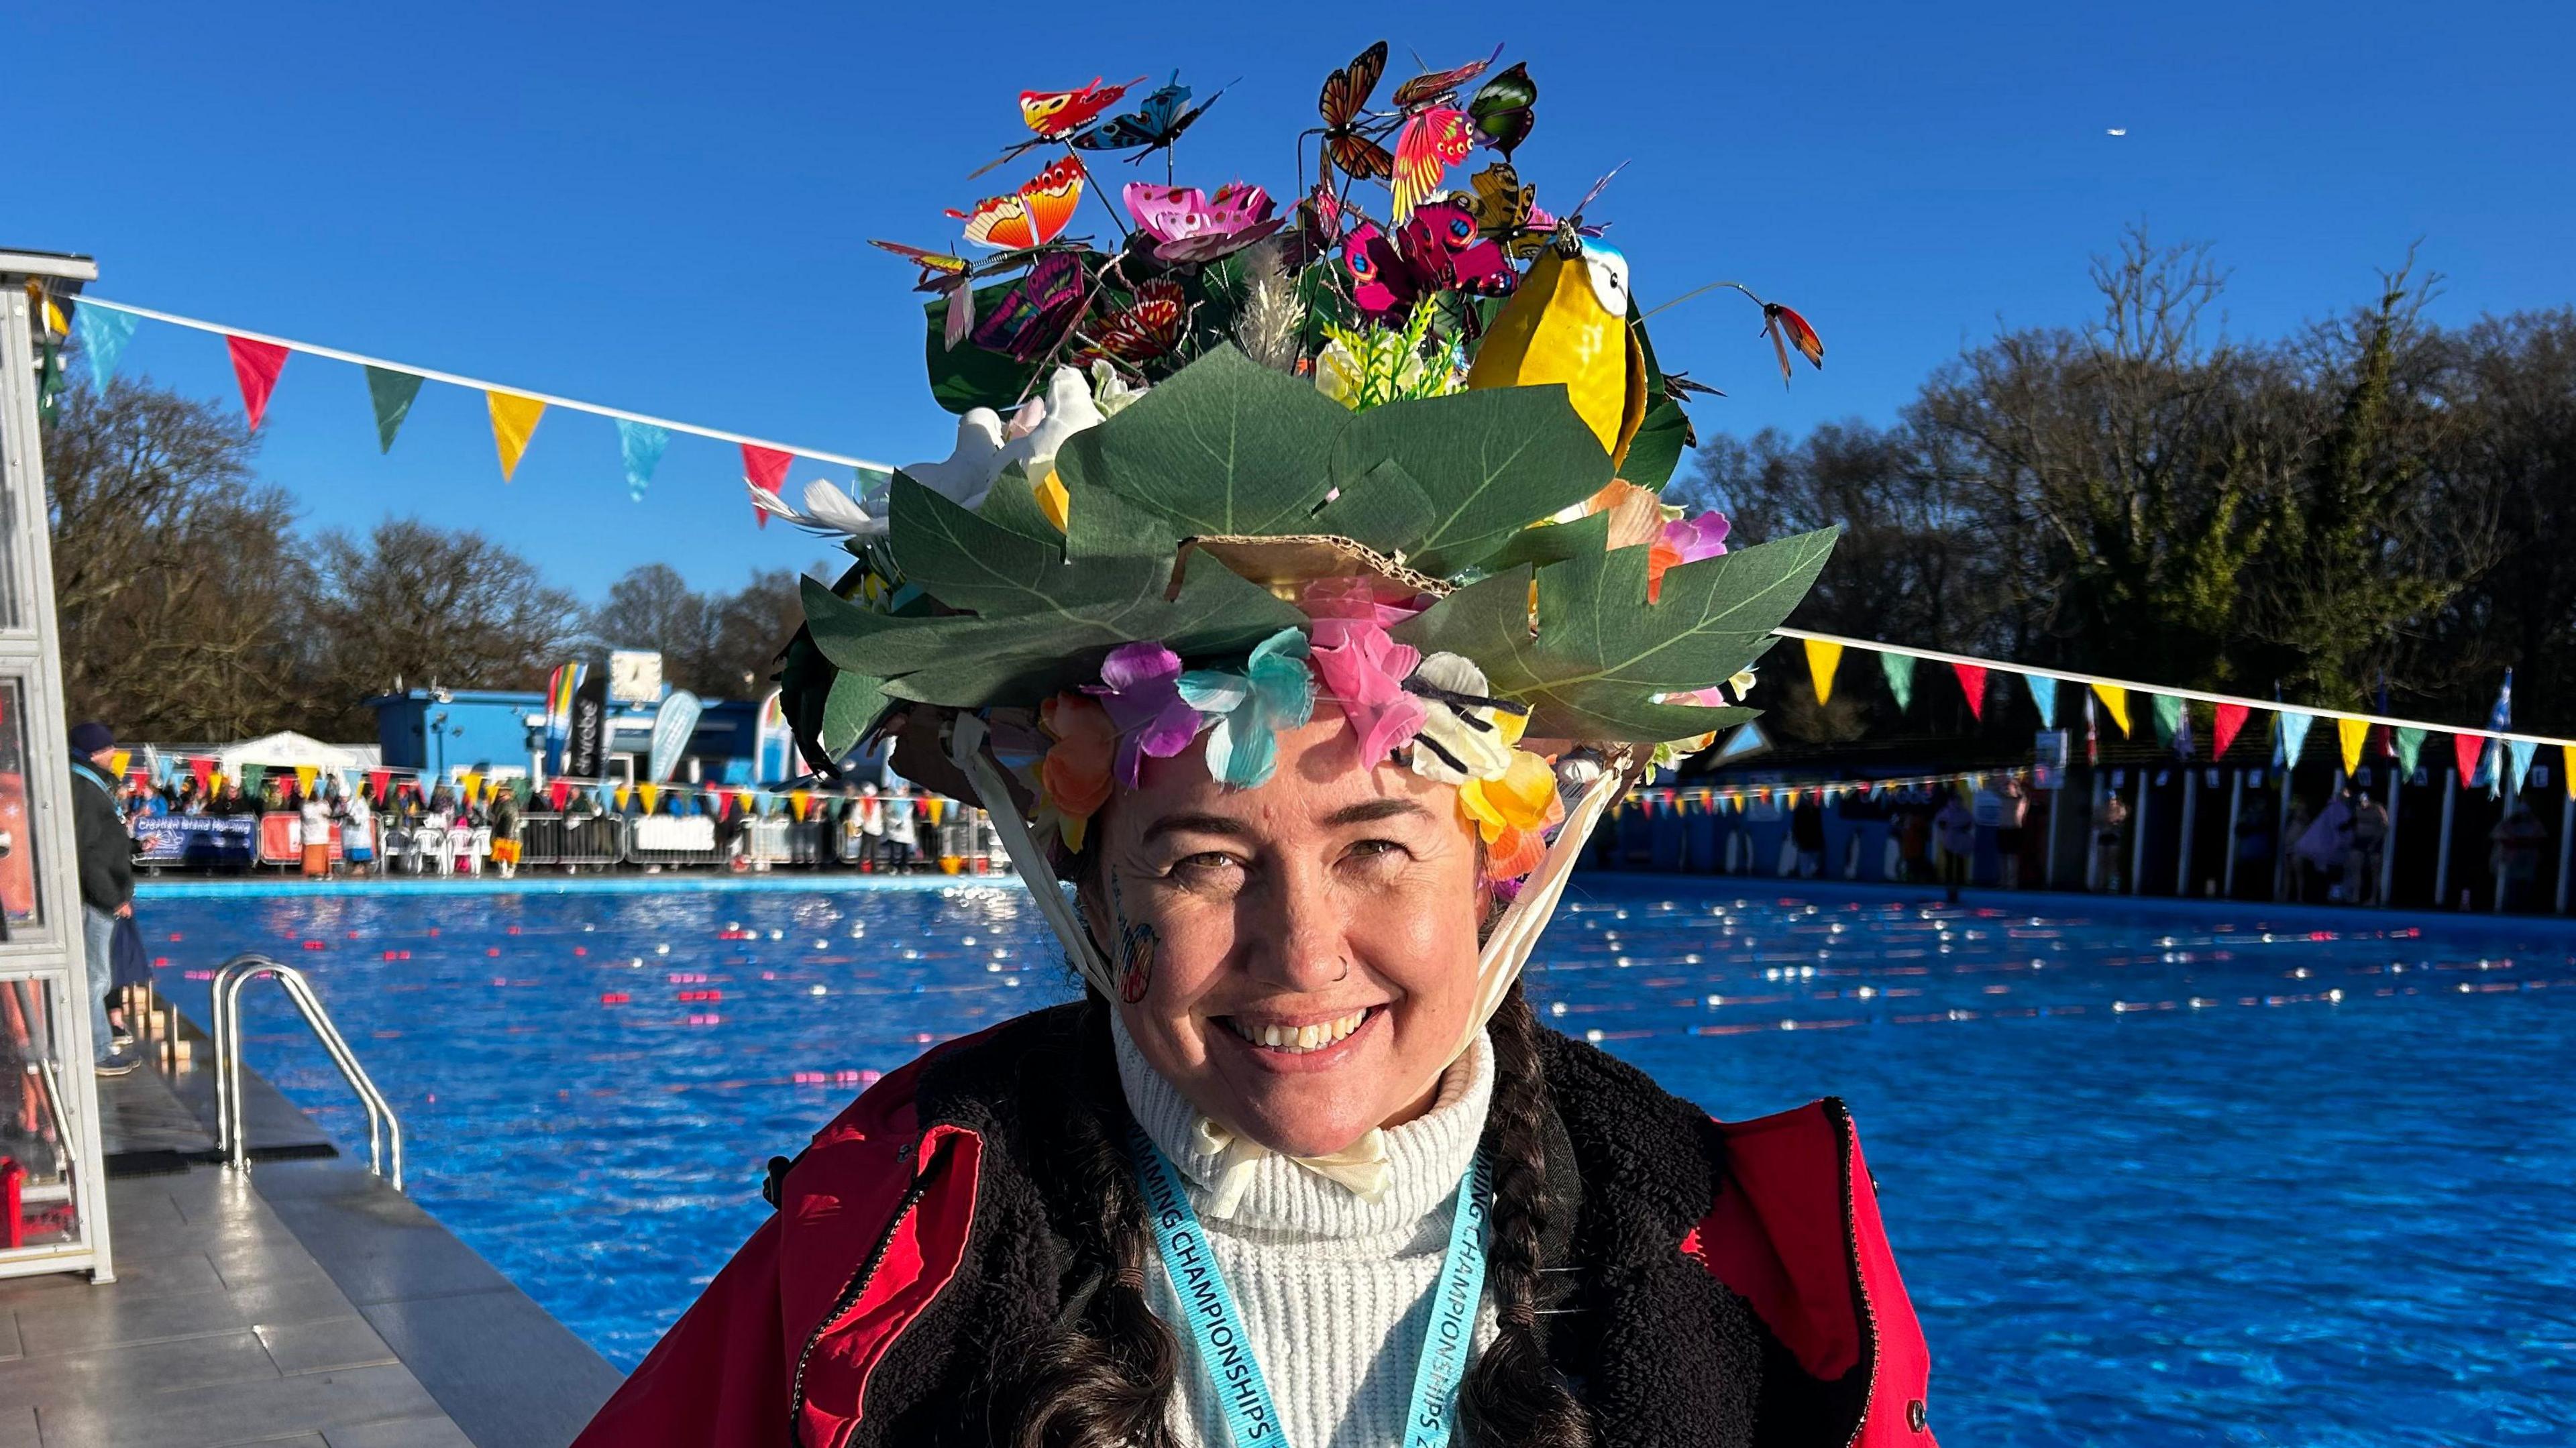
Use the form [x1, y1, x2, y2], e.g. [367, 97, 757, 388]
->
[1177, 628, 1317, 789]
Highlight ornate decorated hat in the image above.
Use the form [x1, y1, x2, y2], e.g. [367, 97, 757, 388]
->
[763, 41, 1836, 1003]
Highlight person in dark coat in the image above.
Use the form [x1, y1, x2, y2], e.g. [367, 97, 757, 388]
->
[68, 722, 140, 1075]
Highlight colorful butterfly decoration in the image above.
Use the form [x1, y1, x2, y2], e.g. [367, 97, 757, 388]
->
[1466, 62, 1536, 158]
[1021, 76, 1144, 137]
[1076, 278, 1192, 368]
[869, 240, 979, 348]
[1458, 163, 1552, 260]
[1124, 181, 1286, 264]
[1762, 302, 1825, 385]
[1390, 107, 1472, 222]
[973, 252, 1090, 364]
[1074, 72, 1228, 160]
[1343, 201, 1515, 320]
[1314, 42, 1393, 183]
[1389, 42, 1501, 109]
[948, 156, 1087, 250]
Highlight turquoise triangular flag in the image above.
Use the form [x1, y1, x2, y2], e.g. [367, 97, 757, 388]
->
[2507, 738, 2538, 795]
[365, 366, 425, 453]
[1880, 651, 1915, 711]
[617, 420, 671, 502]
[74, 305, 138, 393]
[2278, 710, 2316, 766]
[2025, 675, 2058, 729]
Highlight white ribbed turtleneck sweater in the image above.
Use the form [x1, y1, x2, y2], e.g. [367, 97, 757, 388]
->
[1112, 1016, 1498, 1448]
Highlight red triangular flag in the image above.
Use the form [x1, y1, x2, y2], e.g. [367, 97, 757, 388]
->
[2212, 703, 2250, 759]
[548, 781, 572, 811]
[2453, 733, 2482, 787]
[743, 445, 794, 528]
[225, 337, 291, 431]
[1951, 663, 1988, 720]
[190, 756, 214, 790]
[366, 769, 391, 799]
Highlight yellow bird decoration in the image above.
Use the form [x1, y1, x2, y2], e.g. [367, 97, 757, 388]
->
[1464, 234, 1648, 468]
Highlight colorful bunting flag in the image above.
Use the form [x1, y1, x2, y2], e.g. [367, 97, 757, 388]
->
[1804, 639, 1845, 706]
[1880, 651, 1915, 711]
[2092, 683, 2131, 735]
[614, 783, 633, 811]
[1952, 663, 1988, 720]
[792, 789, 813, 822]
[2212, 703, 2251, 760]
[108, 750, 130, 779]
[549, 781, 572, 812]
[2151, 694, 2184, 750]
[744, 445, 794, 526]
[639, 783, 660, 814]
[242, 764, 268, 798]
[2025, 675, 2058, 728]
[225, 337, 291, 431]
[2506, 738, 2538, 795]
[191, 757, 214, 791]
[74, 305, 138, 392]
[366, 366, 425, 453]
[295, 765, 319, 795]
[369, 769, 392, 799]
[617, 420, 670, 502]
[460, 771, 484, 803]
[2565, 744, 2575, 797]
[2277, 710, 2314, 767]
[487, 390, 546, 480]
[2393, 727, 2427, 776]
[2336, 717, 2369, 776]
[2451, 733, 2481, 787]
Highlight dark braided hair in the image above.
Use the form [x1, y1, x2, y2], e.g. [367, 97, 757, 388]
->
[1004, 993, 1183, 1448]
[1460, 980, 1595, 1447]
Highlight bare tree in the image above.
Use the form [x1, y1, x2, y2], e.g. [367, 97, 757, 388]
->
[301, 519, 579, 736]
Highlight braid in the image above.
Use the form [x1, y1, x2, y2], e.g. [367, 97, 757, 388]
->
[1460, 981, 1593, 1448]
[1006, 995, 1182, 1448]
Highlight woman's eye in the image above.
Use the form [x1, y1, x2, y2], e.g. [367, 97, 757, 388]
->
[1346, 838, 1406, 861]
[1174, 851, 1241, 875]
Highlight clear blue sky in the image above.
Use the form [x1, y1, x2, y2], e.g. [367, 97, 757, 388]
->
[25, 1, 2573, 598]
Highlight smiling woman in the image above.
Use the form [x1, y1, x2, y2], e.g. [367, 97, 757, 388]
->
[574, 34, 1928, 1448]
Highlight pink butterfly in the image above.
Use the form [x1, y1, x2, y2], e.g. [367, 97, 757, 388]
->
[1122, 181, 1286, 264]
[1344, 201, 1515, 320]
[1389, 106, 1472, 222]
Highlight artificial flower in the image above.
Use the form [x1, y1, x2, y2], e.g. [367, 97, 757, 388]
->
[1087, 642, 1205, 786]
[1460, 749, 1566, 881]
[1309, 620, 1429, 767]
[1582, 479, 1667, 551]
[1299, 576, 1430, 629]
[1405, 653, 1520, 786]
[1036, 694, 1115, 851]
[1088, 359, 1142, 418]
[1177, 628, 1317, 789]
[1036, 469, 1071, 533]
[1648, 510, 1730, 602]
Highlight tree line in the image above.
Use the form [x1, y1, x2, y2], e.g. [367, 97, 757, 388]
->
[44, 378, 810, 743]
[1682, 225, 2575, 741]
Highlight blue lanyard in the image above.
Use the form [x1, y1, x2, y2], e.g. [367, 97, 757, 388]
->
[1128, 1122, 1492, 1448]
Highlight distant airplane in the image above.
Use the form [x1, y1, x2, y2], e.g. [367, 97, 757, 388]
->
[2106, 127, 2129, 136]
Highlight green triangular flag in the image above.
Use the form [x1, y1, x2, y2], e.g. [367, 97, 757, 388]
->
[241, 763, 268, 799]
[2151, 693, 2184, 746]
[2394, 726, 2427, 774]
[366, 366, 426, 453]
[1879, 651, 1915, 710]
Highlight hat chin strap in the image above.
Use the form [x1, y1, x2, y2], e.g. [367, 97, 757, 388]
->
[950, 712, 1639, 1211]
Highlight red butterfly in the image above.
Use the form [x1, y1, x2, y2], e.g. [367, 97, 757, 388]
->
[1076, 278, 1191, 368]
[869, 240, 977, 348]
[1020, 77, 1144, 138]
[1762, 302, 1825, 384]
[1389, 42, 1502, 109]
[1313, 42, 1393, 183]
[1344, 201, 1515, 320]
[947, 157, 1086, 250]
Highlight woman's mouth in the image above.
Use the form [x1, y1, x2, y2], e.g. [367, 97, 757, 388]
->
[1217, 1006, 1378, 1055]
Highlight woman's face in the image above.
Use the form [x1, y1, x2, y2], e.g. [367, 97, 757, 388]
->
[1085, 708, 1485, 1158]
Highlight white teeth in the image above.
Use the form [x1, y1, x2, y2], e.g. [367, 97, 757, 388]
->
[1229, 1009, 1369, 1053]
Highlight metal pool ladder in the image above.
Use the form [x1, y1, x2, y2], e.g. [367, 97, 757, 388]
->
[210, 954, 405, 1191]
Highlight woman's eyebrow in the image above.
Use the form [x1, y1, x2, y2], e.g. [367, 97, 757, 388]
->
[1324, 799, 1430, 828]
[1140, 812, 1256, 846]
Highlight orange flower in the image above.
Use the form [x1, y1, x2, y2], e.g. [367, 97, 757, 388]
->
[1484, 824, 1547, 879]
[1582, 479, 1666, 551]
[1038, 693, 1115, 850]
[1646, 535, 1683, 602]
[1459, 749, 1566, 880]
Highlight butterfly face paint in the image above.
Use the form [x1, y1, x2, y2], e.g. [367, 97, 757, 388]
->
[1110, 871, 1157, 1005]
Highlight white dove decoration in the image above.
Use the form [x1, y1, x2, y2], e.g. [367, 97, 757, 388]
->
[749, 478, 887, 538]
[903, 408, 1008, 510]
[993, 366, 1104, 486]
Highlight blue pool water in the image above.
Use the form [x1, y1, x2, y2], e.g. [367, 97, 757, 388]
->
[144, 878, 2575, 1446]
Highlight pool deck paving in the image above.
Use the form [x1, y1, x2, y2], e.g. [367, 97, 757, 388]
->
[0, 1034, 619, 1447]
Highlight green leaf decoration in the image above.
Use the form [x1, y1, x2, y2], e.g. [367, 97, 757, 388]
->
[924, 284, 1042, 416]
[820, 670, 888, 759]
[1393, 525, 1839, 739]
[1622, 394, 1689, 491]
[972, 465, 1065, 544]
[1322, 384, 1611, 575]
[888, 474, 1172, 618]
[803, 544, 1302, 710]
[1056, 343, 1350, 537]
[1308, 458, 1438, 556]
[1478, 509, 1609, 575]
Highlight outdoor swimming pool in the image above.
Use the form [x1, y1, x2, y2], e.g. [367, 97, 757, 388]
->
[141, 876, 2574, 1446]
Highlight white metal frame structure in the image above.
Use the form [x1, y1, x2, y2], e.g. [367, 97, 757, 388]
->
[0, 249, 115, 1282]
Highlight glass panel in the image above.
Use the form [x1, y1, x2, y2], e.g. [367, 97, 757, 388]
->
[0, 972, 86, 1251]
[0, 329, 27, 631]
[0, 679, 38, 932]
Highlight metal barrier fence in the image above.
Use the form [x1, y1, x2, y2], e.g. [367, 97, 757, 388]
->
[625, 814, 727, 868]
[517, 813, 628, 868]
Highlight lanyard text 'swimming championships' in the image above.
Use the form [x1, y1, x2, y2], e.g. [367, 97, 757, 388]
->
[1128, 1121, 1492, 1448]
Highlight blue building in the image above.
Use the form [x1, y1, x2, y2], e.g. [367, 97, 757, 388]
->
[366, 688, 767, 783]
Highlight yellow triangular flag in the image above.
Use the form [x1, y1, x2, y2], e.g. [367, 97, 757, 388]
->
[791, 789, 812, 822]
[486, 391, 546, 481]
[108, 750, 130, 777]
[2565, 744, 2575, 797]
[43, 297, 69, 338]
[460, 771, 483, 803]
[1803, 639, 1845, 706]
[2336, 717, 2368, 776]
[295, 765, 319, 794]
[614, 783, 632, 810]
[638, 783, 659, 814]
[2092, 682, 2131, 735]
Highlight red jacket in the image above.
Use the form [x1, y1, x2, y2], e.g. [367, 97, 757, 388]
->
[577, 1007, 1937, 1447]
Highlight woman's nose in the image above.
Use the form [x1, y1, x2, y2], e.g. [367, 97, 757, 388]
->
[1246, 865, 1353, 992]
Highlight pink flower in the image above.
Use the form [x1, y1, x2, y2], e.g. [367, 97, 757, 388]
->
[1309, 620, 1428, 766]
[1660, 511, 1731, 565]
[1086, 642, 1203, 786]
